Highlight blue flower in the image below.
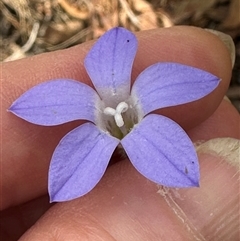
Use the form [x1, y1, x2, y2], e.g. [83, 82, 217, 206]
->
[9, 27, 220, 202]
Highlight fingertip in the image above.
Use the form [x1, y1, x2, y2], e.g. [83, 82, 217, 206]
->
[133, 26, 232, 129]
[135, 26, 232, 81]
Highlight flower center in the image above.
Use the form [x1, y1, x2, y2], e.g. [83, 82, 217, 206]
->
[101, 100, 138, 139]
[103, 102, 129, 127]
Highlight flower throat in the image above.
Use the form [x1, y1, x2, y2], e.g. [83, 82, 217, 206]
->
[103, 101, 137, 139]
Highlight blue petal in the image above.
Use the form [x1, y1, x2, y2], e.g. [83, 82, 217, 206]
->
[121, 114, 200, 187]
[131, 63, 220, 116]
[8, 79, 100, 126]
[49, 123, 119, 202]
[84, 27, 137, 103]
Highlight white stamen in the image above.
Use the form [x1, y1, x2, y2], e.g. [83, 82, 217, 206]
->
[103, 101, 129, 127]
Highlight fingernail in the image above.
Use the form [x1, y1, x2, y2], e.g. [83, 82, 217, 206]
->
[159, 137, 240, 240]
[196, 137, 240, 168]
[204, 29, 236, 68]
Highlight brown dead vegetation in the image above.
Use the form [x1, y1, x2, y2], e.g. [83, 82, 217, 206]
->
[1, 0, 239, 110]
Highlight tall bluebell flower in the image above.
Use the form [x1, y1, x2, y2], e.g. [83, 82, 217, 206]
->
[9, 27, 220, 202]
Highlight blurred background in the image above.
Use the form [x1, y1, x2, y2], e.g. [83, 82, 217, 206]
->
[1, 0, 239, 110]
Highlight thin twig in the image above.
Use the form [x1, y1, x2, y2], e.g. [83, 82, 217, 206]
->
[4, 22, 40, 62]
[46, 27, 91, 51]
[118, 0, 140, 28]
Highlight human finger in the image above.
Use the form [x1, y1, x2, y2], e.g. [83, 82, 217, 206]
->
[1, 26, 232, 209]
[19, 139, 239, 241]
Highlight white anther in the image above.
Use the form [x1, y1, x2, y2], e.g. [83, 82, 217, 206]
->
[103, 102, 129, 127]
[116, 102, 128, 113]
[104, 107, 116, 116]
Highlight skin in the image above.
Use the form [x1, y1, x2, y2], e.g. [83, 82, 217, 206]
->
[1, 26, 240, 240]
